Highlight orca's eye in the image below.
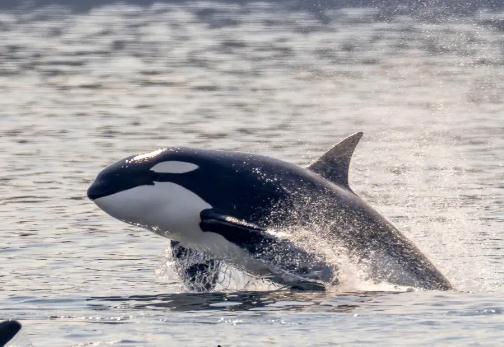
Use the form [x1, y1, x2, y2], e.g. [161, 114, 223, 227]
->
[150, 161, 199, 174]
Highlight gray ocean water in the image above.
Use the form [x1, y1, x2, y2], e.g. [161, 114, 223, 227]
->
[1, 1, 503, 346]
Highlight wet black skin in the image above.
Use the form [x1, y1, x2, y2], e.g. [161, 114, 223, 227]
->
[88, 147, 452, 290]
[0, 320, 21, 346]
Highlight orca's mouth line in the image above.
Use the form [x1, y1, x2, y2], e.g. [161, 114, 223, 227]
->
[87, 169, 198, 201]
[87, 177, 158, 201]
[87, 181, 127, 200]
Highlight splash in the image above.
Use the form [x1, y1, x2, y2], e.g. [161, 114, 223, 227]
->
[356, 129, 495, 292]
[156, 247, 280, 292]
[155, 216, 417, 294]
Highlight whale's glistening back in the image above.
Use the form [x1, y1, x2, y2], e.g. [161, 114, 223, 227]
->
[88, 133, 452, 291]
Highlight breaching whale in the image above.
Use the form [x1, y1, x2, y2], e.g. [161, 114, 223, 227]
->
[87, 133, 452, 291]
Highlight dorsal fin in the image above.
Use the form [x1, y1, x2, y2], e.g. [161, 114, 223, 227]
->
[308, 132, 363, 190]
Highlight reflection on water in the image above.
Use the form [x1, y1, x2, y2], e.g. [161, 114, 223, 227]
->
[88, 290, 390, 312]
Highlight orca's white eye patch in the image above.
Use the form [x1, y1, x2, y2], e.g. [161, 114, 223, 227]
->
[150, 161, 199, 174]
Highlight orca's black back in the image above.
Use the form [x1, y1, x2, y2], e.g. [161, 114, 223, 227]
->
[153, 148, 335, 224]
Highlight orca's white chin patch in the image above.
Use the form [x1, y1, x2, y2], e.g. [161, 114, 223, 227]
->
[92, 182, 211, 242]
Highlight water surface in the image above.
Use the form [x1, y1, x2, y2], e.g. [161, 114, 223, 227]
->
[1, 2, 503, 346]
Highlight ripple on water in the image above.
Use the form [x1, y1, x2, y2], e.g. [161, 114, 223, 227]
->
[0, 2, 503, 346]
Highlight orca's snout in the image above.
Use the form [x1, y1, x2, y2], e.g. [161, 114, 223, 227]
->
[87, 181, 101, 200]
[87, 179, 108, 201]
[88, 161, 156, 201]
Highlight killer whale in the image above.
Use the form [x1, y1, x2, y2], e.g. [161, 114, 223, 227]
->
[88, 133, 452, 291]
[0, 320, 21, 346]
